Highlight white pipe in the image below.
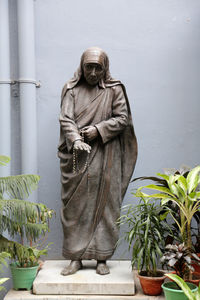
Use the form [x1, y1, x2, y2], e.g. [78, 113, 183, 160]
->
[17, 0, 38, 200]
[0, 0, 11, 176]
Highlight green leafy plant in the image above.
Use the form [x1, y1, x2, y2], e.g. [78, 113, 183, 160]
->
[161, 243, 200, 280]
[117, 197, 171, 276]
[135, 166, 200, 263]
[166, 273, 200, 300]
[0, 155, 54, 267]
[0, 252, 10, 292]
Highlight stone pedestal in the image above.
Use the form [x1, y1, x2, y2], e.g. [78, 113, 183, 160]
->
[33, 260, 135, 295]
[4, 260, 165, 299]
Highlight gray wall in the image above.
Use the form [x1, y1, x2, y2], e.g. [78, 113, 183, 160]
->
[2, 0, 200, 297]
[34, 0, 200, 259]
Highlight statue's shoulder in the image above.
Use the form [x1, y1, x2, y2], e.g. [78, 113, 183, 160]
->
[108, 83, 125, 93]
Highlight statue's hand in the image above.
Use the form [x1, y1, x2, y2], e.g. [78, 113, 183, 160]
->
[81, 126, 98, 141]
[73, 140, 91, 153]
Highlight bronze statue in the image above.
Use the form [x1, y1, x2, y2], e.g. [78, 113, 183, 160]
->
[58, 47, 137, 276]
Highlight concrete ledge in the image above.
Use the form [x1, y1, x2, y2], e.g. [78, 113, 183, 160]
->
[4, 290, 148, 300]
[33, 260, 135, 295]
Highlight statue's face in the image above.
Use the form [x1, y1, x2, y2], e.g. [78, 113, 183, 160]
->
[83, 63, 104, 86]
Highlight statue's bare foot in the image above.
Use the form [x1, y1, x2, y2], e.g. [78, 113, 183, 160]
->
[61, 260, 82, 276]
[96, 260, 110, 275]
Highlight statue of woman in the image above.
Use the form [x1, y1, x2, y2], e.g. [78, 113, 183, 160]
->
[58, 47, 137, 275]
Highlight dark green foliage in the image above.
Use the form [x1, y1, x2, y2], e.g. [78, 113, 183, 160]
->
[118, 197, 171, 276]
[161, 243, 200, 279]
[0, 155, 54, 267]
[0, 236, 49, 267]
[134, 166, 200, 260]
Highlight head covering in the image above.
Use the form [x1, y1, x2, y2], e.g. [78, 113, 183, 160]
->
[61, 47, 120, 100]
[81, 47, 107, 69]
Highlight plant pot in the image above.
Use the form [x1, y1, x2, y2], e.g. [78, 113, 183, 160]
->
[186, 271, 200, 286]
[191, 253, 200, 273]
[137, 270, 166, 296]
[10, 262, 39, 290]
[162, 281, 197, 300]
[167, 270, 200, 286]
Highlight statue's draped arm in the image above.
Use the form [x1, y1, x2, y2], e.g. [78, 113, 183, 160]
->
[59, 89, 82, 151]
[95, 85, 128, 144]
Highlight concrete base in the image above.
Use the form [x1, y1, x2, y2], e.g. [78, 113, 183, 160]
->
[4, 290, 165, 300]
[33, 260, 135, 295]
[4, 260, 165, 300]
[4, 291, 147, 300]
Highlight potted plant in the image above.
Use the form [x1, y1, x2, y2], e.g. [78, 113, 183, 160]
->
[134, 165, 200, 280]
[160, 243, 200, 285]
[0, 155, 54, 290]
[163, 273, 198, 300]
[117, 197, 171, 296]
[191, 211, 200, 273]
[0, 252, 10, 292]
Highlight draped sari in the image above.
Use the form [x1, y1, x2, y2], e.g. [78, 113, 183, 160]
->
[58, 77, 137, 260]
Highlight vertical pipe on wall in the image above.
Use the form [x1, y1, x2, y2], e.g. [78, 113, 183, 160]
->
[17, 0, 38, 200]
[0, 0, 11, 176]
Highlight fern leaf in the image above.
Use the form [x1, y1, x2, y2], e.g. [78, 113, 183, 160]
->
[0, 175, 40, 199]
[0, 199, 53, 239]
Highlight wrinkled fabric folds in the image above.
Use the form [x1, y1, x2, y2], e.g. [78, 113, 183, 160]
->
[58, 49, 137, 260]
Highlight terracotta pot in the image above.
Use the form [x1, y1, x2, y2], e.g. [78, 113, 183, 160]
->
[137, 271, 166, 296]
[191, 253, 200, 273]
[167, 270, 200, 286]
[186, 271, 200, 286]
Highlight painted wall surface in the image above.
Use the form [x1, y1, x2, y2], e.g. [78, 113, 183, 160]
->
[1, 1, 200, 297]
[34, 0, 200, 259]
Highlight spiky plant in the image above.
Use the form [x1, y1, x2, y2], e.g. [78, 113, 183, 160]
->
[0, 155, 54, 267]
[117, 197, 172, 276]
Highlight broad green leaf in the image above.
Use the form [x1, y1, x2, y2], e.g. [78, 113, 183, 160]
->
[135, 189, 150, 198]
[161, 197, 175, 206]
[156, 173, 169, 182]
[169, 174, 180, 185]
[168, 175, 181, 197]
[178, 176, 188, 194]
[195, 192, 200, 199]
[166, 273, 197, 300]
[187, 165, 200, 194]
[142, 184, 175, 197]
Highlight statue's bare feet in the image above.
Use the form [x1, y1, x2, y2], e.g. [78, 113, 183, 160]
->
[61, 260, 82, 276]
[96, 260, 110, 275]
